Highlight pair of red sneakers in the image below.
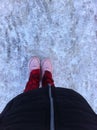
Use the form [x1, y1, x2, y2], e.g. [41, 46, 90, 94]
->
[24, 57, 55, 92]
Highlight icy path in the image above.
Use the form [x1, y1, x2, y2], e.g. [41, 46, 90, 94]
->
[0, 0, 97, 113]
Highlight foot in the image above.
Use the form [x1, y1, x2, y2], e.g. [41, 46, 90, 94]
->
[41, 58, 53, 78]
[29, 56, 40, 73]
[41, 58, 54, 87]
[24, 56, 40, 92]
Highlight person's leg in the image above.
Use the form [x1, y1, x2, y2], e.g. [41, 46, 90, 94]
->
[24, 57, 40, 93]
[41, 58, 55, 87]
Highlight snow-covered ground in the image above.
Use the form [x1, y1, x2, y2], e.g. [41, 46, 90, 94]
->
[0, 0, 97, 113]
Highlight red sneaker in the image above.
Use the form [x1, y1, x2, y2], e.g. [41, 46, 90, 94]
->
[41, 58, 55, 87]
[24, 57, 40, 92]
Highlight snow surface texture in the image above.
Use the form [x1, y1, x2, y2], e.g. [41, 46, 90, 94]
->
[0, 0, 97, 113]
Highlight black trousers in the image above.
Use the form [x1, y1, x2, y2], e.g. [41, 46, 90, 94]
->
[0, 86, 97, 130]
